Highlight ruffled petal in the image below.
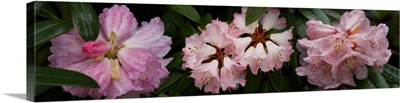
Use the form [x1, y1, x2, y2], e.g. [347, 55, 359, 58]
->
[106, 67, 135, 99]
[220, 57, 246, 91]
[260, 8, 286, 31]
[190, 60, 220, 94]
[269, 27, 293, 48]
[62, 58, 112, 99]
[202, 19, 232, 48]
[117, 48, 159, 78]
[340, 10, 366, 31]
[122, 17, 172, 57]
[99, 4, 138, 41]
[233, 7, 258, 34]
[226, 37, 252, 61]
[306, 20, 337, 40]
[48, 33, 87, 68]
[182, 34, 216, 69]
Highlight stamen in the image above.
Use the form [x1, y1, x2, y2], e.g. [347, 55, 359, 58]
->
[95, 55, 104, 62]
[110, 59, 120, 79]
[140, 73, 149, 81]
[201, 73, 211, 85]
[351, 40, 358, 49]
[106, 31, 119, 59]
[335, 38, 343, 50]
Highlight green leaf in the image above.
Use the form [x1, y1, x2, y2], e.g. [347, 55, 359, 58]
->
[299, 9, 331, 24]
[35, 85, 55, 96]
[169, 5, 201, 23]
[154, 72, 185, 94]
[356, 67, 390, 88]
[170, 74, 193, 96]
[200, 13, 212, 29]
[355, 77, 376, 89]
[268, 70, 283, 91]
[69, 2, 99, 41]
[368, 67, 390, 88]
[178, 81, 202, 96]
[161, 12, 177, 38]
[169, 9, 186, 28]
[323, 9, 342, 20]
[181, 23, 197, 38]
[27, 2, 35, 21]
[35, 43, 51, 66]
[166, 53, 184, 70]
[311, 9, 331, 24]
[382, 64, 399, 84]
[244, 71, 262, 93]
[55, 2, 71, 20]
[36, 2, 59, 19]
[245, 7, 268, 26]
[298, 9, 318, 20]
[34, 86, 72, 102]
[226, 7, 242, 23]
[294, 16, 308, 38]
[34, 67, 100, 88]
[27, 19, 73, 51]
[259, 79, 274, 92]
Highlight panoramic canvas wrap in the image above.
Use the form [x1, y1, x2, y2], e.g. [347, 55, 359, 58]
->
[27, 1, 399, 102]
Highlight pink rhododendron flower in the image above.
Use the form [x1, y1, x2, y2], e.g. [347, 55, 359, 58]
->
[182, 20, 246, 94]
[232, 7, 294, 75]
[296, 10, 391, 89]
[48, 5, 172, 98]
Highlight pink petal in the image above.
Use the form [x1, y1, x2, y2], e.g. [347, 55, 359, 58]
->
[204, 77, 221, 94]
[220, 57, 246, 91]
[269, 27, 293, 48]
[316, 35, 354, 65]
[253, 43, 268, 73]
[296, 66, 308, 76]
[202, 20, 232, 48]
[182, 34, 216, 69]
[190, 60, 220, 94]
[83, 58, 112, 96]
[306, 20, 337, 40]
[332, 64, 356, 86]
[63, 59, 96, 72]
[305, 57, 342, 89]
[266, 41, 292, 70]
[340, 10, 366, 31]
[227, 37, 252, 61]
[62, 58, 112, 99]
[260, 8, 286, 31]
[48, 33, 87, 68]
[99, 4, 137, 41]
[106, 68, 135, 99]
[233, 7, 258, 34]
[122, 17, 172, 57]
[117, 48, 157, 78]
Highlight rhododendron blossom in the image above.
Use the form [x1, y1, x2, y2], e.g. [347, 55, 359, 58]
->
[182, 20, 246, 94]
[232, 7, 294, 75]
[296, 10, 391, 89]
[48, 5, 172, 98]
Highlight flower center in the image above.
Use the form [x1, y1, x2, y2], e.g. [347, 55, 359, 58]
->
[203, 43, 226, 70]
[104, 31, 125, 80]
[246, 23, 280, 54]
[106, 31, 123, 59]
[344, 26, 360, 49]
